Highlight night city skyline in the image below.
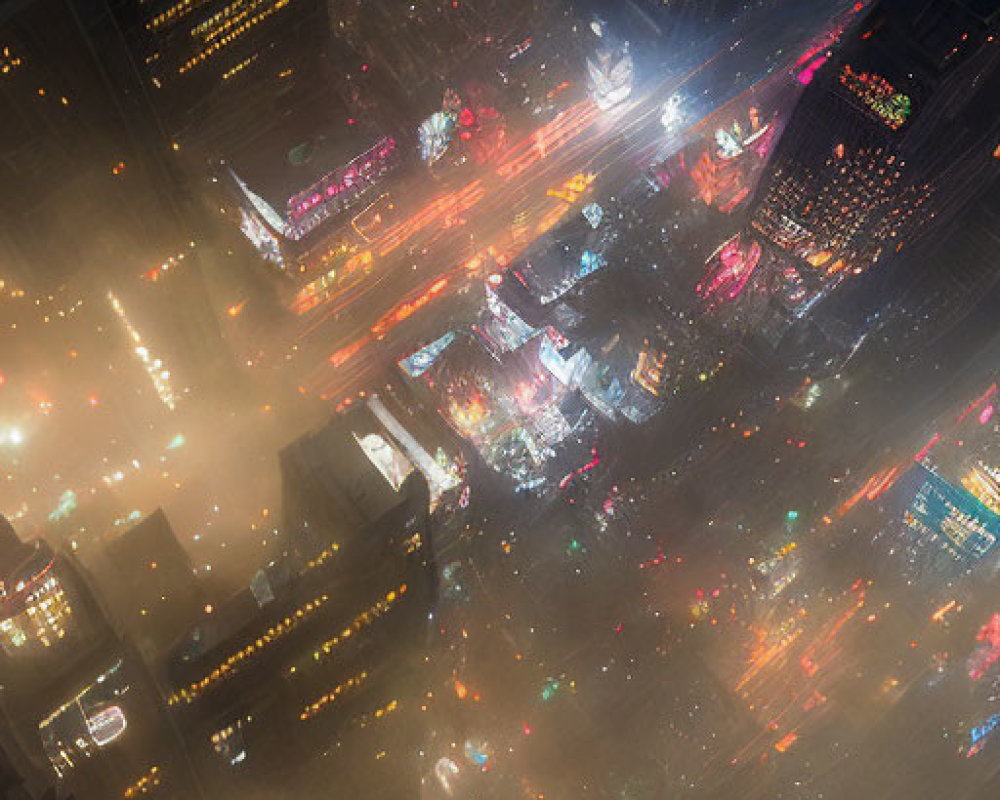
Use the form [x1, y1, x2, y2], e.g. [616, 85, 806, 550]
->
[1, 1, 999, 798]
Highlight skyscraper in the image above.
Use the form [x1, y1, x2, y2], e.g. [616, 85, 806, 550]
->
[88, 509, 207, 666]
[747, 0, 1000, 324]
[0, 516, 199, 800]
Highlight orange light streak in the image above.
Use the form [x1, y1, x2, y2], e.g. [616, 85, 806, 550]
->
[225, 300, 247, 318]
[371, 276, 450, 339]
[930, 599, 960, 623]
[328, 336, 371, 368]
[377, 182, 485, 257]
[838, 466, 899, 516]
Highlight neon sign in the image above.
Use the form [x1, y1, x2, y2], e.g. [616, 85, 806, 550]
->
[840, 65, 911, 130]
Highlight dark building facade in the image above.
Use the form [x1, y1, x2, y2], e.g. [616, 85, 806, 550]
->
[279, 403, 433, 565]
[162, 411, 438, 797]
[0, 516, 198, 800]
[742, 0, 1000, 364]
[86, 508, 207, 667]
[0, 0, 176, 290]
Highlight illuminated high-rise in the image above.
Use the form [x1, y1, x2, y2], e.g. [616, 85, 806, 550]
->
[0, 516, 198, 800]
[748, 0, 1000, 320]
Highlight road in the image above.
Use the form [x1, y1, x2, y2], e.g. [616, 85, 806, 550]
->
[263, 3, 841, 410]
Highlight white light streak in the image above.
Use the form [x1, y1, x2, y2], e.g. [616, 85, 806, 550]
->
[107, 292, 177, 410]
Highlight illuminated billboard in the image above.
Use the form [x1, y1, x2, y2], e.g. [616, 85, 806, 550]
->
[839, 65, 912, 131]
[39, 660, 129, 777]
[904, 466, 1000, 559]
[284, 137, 398, 240]
[352, 432, 413, 492]
[398, 331, 456, 378]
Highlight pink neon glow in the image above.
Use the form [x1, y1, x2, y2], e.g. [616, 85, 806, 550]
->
[969, 613, 1000, 680]
[980, 404, 995, 425]
[697, 234, 762, 306]
[796, 55, 828, 85]
[287, 137, 396, 227]
[559, 446, 601, 490]
[957, 383, 997, 423]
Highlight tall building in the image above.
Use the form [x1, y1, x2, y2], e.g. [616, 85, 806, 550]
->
[86, 508, 207, 667]
[162, 415, 438, 797]
[0, 714, 39, 800]
[889, 171, 1000, 347]
[279, 399, 442, 565]
[0, 516, 198, 800]
[746, 0, 1000, 327]
[125, 0, 343, 154]
[0, 0, 235, 389]
[328, 0, 533, 105]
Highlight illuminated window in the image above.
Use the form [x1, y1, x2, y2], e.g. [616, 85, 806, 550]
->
[0, 572, 73, 655]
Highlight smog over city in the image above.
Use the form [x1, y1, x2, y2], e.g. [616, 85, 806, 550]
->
[0, 0, 999, 798]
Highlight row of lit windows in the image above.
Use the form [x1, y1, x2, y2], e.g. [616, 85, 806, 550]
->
[195, 0, 269, 44]
[123, 765, 160, 798]
[187, 0, 250, 39]
[221, 53, 257, 81]
[753, 146, 929, 273]
[356, 698, 399, 729]
[148, 0, 210, 30]
[310, 583, 407, 664]
[304, 542, 340, 571]
[178, 0, 292, 74]
[168, 588, 330, 705]
[0, 577, 73, 654]
[299, 671, 368, 721]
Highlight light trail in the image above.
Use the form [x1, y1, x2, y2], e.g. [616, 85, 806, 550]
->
[328, 336, 371, 368]
[370, 276, 451, 340]
[837, 465, 899, 516]
[496, 100, 599, 180]
[292, 34, 818, 400]
[377, 181, 485, 257]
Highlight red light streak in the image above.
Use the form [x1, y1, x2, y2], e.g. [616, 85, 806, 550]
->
[913, 433, 941, 463]
[956, 383, 997, 424]
[377, 182, 485, 257]
[558, 446, 601, 490]
[839, 466, 899, 515]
